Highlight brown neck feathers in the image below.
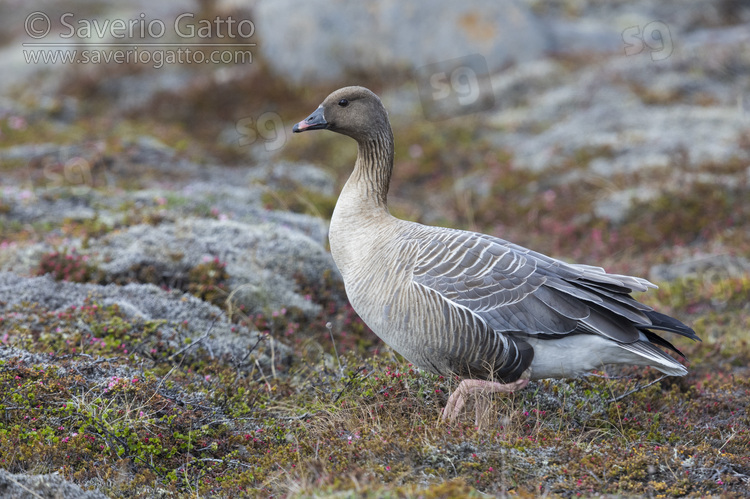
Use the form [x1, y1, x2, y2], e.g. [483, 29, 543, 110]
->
[352, 126, 395, 207]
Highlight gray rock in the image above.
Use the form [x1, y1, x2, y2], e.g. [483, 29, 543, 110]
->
[0, 468, 108, 499]
[478, 18, 750, 221]
[0, 173, 332, 283]
[0, 189, 99, 225]
[98, 70, 195, 113]
[650, 255, 750, 282]
[0, 272, 281, 367]
[489, 59, 567, 115]
[0, 143, 68, 163]
[167, 179, 331, 244]
[254, 0, 549, 85]
[92, 218, 338, 316]
[588, 153, 672, 178]
[247, 161, 336, 198]
[593, 186, 660, 223]
[488, 58, 750, 173]
[547, 18, 626, 55]
[528, 0, 750, 40]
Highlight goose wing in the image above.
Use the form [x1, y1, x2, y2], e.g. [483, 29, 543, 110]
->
[409, 226, 698, 375]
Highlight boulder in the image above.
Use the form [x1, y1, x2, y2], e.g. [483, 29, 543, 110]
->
[0, 468, 108, 499]
[0, 272, 283, 367]
[254, 0, 549, 85]
[650, 255, 750, 282]
[93, 218, 338, 316]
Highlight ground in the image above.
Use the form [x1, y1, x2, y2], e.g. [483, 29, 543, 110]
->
[1, 2, 750, 495]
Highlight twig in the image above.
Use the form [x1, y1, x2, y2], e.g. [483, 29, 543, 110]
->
[228, 459, 254, 469]
[587, 470, 603, 485]
[718, 431, 737, 453]
[270, 336, 277, 379]
[148, 322, 217, 408]
[255, 359, 272, 393]
[332, 366, 368, 404]
[88, 419, 165, 478]
[168, 319, 217, 360]
[609, 375, 667, 403]
[276, 412, 312, 421]
[81, 356, 120, 370]
[194, 457, 254, 470]
[326, 321, 341, 371]
[587, 372, 633, 380]
[240, 334, 266, 363]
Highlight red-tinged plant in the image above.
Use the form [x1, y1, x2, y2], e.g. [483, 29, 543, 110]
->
[35, 248, 104, 283]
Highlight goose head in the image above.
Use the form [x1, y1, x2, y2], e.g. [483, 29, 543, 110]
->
[292, 86, 390, 142]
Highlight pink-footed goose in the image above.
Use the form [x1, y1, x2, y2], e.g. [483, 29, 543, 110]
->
[292, 86, 700, 423]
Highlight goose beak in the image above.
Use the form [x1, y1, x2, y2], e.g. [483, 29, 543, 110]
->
[293, 106, 328, 133]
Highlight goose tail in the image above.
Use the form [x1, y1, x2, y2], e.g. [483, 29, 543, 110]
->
[617, 340, 689, 376]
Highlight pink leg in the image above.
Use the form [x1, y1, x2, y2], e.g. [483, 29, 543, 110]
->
[441, 378, 529, 424]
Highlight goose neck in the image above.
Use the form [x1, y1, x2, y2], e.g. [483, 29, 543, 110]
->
[351, 128, 394, 208]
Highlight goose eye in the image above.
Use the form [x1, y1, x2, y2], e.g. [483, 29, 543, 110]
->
[338, 99, 349, 107]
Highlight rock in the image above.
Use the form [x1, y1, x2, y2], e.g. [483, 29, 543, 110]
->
[176, 179, 332, 243]
[97, 70, 195, 113]
[546, 19, 626, 55]
[0, 143, 68, 163]
[254, 0, 549, 85]
[493, 84, 749, 174]
[0, 272, 282, 367]
[247, 161, 336, 197]
[489, 59, 567, 116]
[480, 17, 750, 221]
[650, 255, 750, 282]
[0, 173, 332, 285]
[0, 188, 99, 225]
[0, 468, 108, 499]
[487, 14, 750, 172]
[593, 187, 660, 224]
[92, 218, 338, 316]
[588, 154, 672, 178]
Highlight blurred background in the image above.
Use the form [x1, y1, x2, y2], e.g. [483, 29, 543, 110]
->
[2, 0, 749, 275]
[1, 1, 750, 496]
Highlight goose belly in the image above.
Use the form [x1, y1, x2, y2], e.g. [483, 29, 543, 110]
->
[525, 334, 647, 380]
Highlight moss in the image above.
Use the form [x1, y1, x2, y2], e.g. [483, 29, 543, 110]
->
[187, 258, 231, 307]
[2, 301, 750, 497]
[260, 186, 338, 219]
[61, 215, 113, 249]
[619, 182, 746, 250]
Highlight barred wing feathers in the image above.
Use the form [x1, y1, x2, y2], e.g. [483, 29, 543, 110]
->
[408, 226, 699, 380]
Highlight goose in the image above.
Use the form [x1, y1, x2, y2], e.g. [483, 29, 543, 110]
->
[292, 86, 700, 423]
